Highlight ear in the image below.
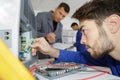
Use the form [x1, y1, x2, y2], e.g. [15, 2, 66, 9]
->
[107, 14, 120, 34]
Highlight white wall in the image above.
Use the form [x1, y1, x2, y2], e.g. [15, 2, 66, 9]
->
[0, 0, 21, 57]
[61, 16, 79, 30]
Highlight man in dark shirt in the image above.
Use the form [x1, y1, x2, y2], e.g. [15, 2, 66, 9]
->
[36, 2, 70, 44]
[36, 2, 70, 59]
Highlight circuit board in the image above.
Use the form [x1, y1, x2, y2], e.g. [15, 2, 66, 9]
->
[29, 61, 86, 80]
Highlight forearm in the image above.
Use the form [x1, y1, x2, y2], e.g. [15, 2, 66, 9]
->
[47, 47, 60, 58]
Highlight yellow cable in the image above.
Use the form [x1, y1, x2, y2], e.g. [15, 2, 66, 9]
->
[0, 39, 35, 80]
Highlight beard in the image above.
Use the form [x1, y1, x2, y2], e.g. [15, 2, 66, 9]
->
[88, 30, 114, 59]
[91, 39, 114, 59]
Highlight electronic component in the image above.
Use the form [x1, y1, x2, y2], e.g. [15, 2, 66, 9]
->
[29, 62, 86, 80]
[43, 63, 84, 77]
[23, 38, 35, 53]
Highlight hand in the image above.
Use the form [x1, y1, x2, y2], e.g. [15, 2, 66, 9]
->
[47, 59, 55, 64]
[31, 37, 59, 58]
[31, 37, 52, 56]
[45, 32, 56, 43]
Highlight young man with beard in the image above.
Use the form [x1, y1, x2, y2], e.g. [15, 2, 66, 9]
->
[31, 0, 120, 76]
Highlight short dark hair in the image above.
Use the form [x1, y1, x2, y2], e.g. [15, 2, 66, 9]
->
[71, 22, 78, 27]
[58, 2, 70, 13]
[72, 0, 120, 26]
